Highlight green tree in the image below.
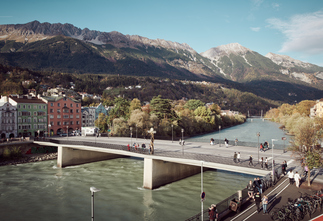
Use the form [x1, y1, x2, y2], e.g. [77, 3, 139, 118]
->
[108, 97, 130, 123]
[150, 96, 178, 121]
[184, 99, 205, 111]
[94, 113, 108, 132]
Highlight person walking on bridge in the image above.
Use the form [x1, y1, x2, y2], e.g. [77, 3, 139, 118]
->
[249, 155, 253, 166]
[262, 195, 268, 214]
[254, 191, 262, 213]
[265, 157, 268, 170]
[294, 171, 301, 188]
[233, 152, 237, 163]
[237, 152, 241, 163]
[287, 169, 294, 184]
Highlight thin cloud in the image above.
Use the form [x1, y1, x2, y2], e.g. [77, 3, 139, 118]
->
[267, 11, 323, 55]
[272, 3, 280, 10]
[250, 27, 260, 32]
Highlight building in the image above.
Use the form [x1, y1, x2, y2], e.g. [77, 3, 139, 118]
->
[41, 96, 81, 136]
[310, 99, 323, 118]
[81, 107, 96, 127]
[2, 95, 48, 137]
[0, 96, 17, 139]
[95, 103, 107, 120]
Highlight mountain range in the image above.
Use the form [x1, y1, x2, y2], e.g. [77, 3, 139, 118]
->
[0, 20, 322, 102]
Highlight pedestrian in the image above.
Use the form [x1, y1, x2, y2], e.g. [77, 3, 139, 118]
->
[127, 144, 130, 151]
[294, 171, 301, 188]
[224, 138, 229, 148]
[210, 138, 214, 145]
[257, 177, 263, 194]
[262, 195, 268, 214]
[260, 157, 264, 169]
[284, 161, 287, 174]
[233, 152, 237, 163]
[237, 152, 241, 163]
[287, 170, 294, 184]
[265, 157, 268, 170]
[264, 141, 268, 151]
[254, 178, 261, 193]
[260, 143, 263, 152]
[179, 139, 182, 145]
[208, 204, 218, 221]
[235, 138, 238, 146]
[304, 165, 308, 178]
[249, 155, 253, 166]
[254, 191, 262, 213]
[281, 161, 286, 175]
[247, 180, 255, 200]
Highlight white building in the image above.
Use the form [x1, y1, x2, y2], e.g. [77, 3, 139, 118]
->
[0, 98, 17, 139]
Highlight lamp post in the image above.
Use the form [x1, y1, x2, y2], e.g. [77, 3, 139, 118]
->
[257, 132, 260, 164]
[90, 187, 101, 221]
[136, 124, 137, 140]
[271, 139, 278, 183]
[130, 127, 133, 146]
[201, 161, 204, 221]
[171, 124, 174, 143]
[219, 125, 221, 147]
[67, 126, 69, 140]
[181, 128, 184, 155]
[48, 124, 51, 137]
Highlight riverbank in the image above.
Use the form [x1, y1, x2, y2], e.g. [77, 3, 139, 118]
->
[0, 152, 57, 166]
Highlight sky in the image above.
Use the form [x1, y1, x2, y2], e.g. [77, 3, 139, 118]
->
[1, 0, 323, 66]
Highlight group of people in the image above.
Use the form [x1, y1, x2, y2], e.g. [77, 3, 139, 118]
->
[233, 152, 241, 163]
[259, 141, 269, 152]
[287, 170, 302, 188]
[247, 178, 269, 214]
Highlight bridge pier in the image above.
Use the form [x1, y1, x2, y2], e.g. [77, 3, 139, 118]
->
[143, 158, 201, 189]
[57, 146, 124, 168]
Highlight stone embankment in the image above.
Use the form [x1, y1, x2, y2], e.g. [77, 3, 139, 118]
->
[0, 153, 57, 166]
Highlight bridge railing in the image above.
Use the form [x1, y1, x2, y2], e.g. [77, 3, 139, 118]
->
[190, 138, 288, 150]
[185, 165, 284, 221]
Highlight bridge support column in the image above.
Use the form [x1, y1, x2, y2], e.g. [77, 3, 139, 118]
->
[143, 158, 201, 189]
[57, 146, 123, 168]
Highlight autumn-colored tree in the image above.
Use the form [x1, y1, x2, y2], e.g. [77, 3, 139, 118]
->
[129, 98, 141, 113]
[288, 118, 323, 186]
[95, 113, 108, 132]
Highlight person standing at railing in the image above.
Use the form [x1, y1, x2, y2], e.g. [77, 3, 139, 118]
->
[237, 152, 241, 163]
[247, 180, 255, 200]
[208, 204, 218, 221]
[265, 157, 268, 170]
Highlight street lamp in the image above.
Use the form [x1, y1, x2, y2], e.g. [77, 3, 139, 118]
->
[257, 132, 260, 164]
[136, 124, 137, 140]
[201, 161, 204, 221]
[181, 128, 184, 155]
[90, 187, 101, 221]
[130, 127, 133, 146]
[67, 126, 69, 139]
[48, 124, 51, 137]
[219, 125, 221, 147]
[171, 124, 174, 143]
[272, 139, 278, 183]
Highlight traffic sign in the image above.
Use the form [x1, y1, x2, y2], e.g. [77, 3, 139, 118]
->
[201, 192, 205, 201]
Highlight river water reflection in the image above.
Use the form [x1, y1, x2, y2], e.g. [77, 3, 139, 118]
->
[0, 159, 255, 221]
[187, 118, 292, 149]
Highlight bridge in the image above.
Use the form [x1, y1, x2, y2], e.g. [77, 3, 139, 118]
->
[34, 136, 293, 190]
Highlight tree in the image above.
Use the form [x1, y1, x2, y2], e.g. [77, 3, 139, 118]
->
[184, 99, 205, 111]
[150, 95, 178, 121]
[129, 98, 141, 113]
[108, 97, 130, 124]
[288, 118, 323, 186]
[95, 113, 108, 132]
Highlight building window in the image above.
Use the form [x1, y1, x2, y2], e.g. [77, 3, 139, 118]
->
[76, 109, 79, 113]
[76, 104, 79, 107]
[58, 103, 60, 107]
[57, 122, 61, 126]
[50, 103, 54, 107]
[50, 109, 54, 113]
[28, 105, 31, 109]
[70, 104, 73, 107]
[63, 115, 69, 119]
[70, 121, 74, 125]
[70, 115, 73, 118]
[34, 105, 37, 109]
[57, 115, 61, 119]
[57, 109, 61, 113]
[76, 121, 80, 125]
[76, 115, 79, 118]
[50, 115, 54, 119]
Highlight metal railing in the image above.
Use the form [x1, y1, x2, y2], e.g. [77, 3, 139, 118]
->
[185, 165, 284, 221]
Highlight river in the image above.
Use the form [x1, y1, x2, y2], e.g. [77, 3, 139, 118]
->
[0, 119, 289, 220]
